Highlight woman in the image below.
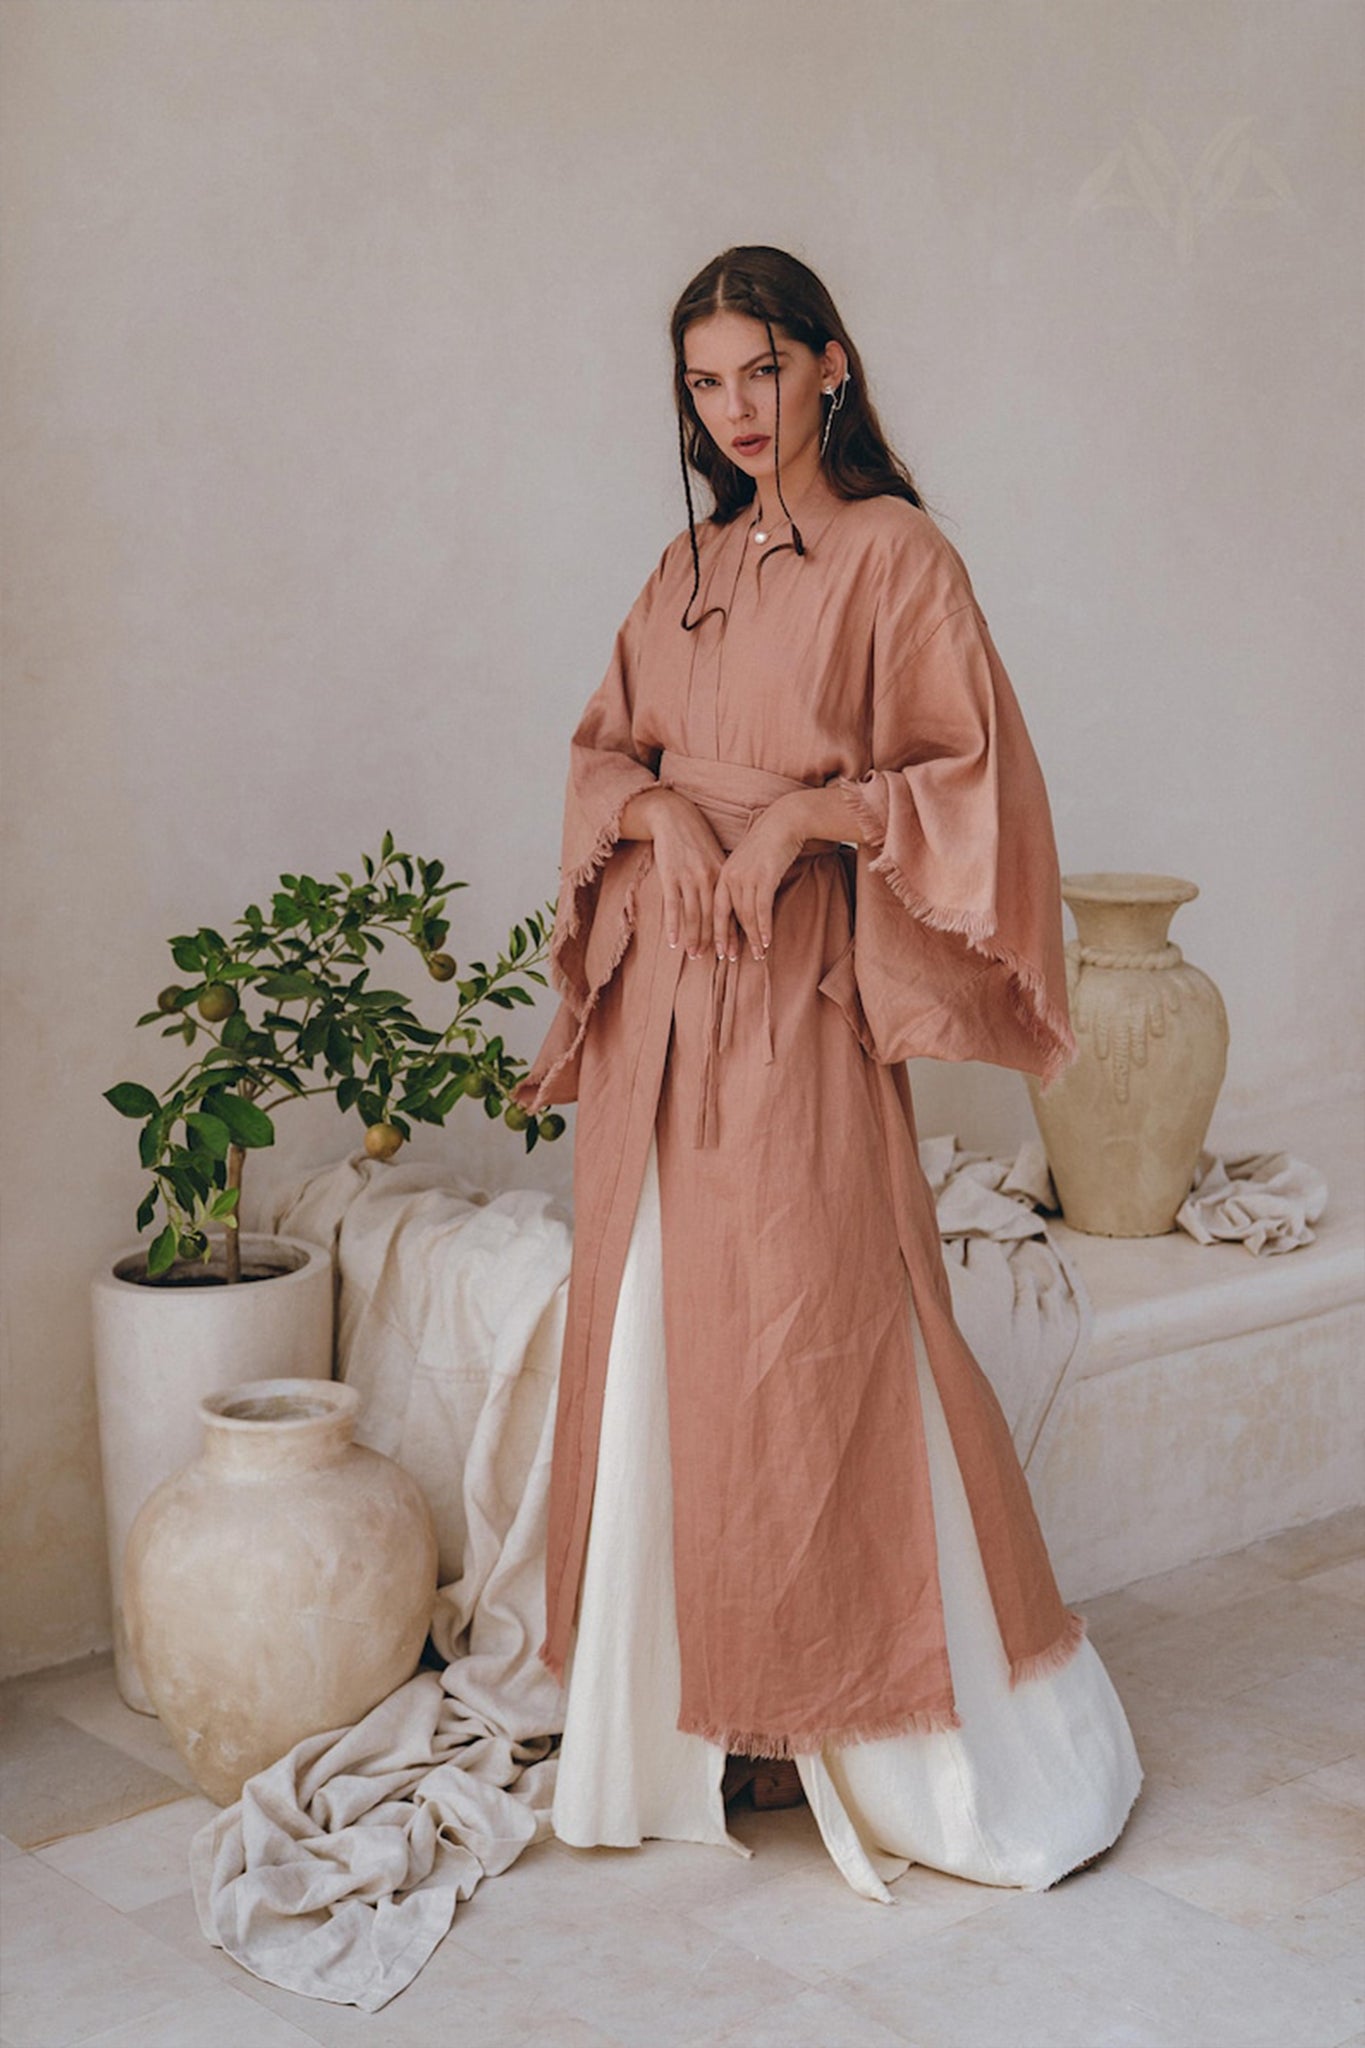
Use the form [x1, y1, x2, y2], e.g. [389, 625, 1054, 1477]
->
[512, 246, 1142, 1903]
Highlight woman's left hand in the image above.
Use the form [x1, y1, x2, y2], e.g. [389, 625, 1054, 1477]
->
[712, 799, 808, 962]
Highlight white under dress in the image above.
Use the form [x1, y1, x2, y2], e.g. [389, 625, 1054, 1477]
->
[551, 1130, 1144, 1903]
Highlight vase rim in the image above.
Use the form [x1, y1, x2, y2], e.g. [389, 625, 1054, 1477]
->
[200, 1376, 354, 1431]
[1061, 871, 1199, 906]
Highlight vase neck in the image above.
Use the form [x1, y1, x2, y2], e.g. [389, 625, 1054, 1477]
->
[201, 1389, 354, 1479]
[1067, 898, 1183, 957]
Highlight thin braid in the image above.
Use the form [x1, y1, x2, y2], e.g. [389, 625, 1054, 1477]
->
[677, 402, 705, 631]
[759, 307, 805, 556]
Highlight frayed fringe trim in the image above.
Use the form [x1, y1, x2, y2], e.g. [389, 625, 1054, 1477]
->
[548, 792, 649, 1003]
[856, 829, 1078, 1089]
[677, 1699, 963, 1761]
[835, 773, 890, 850]
[1007, 1607, 1089, 1690]
[517, 831, 648, 1114]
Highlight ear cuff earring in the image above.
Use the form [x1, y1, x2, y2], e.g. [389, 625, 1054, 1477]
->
[820, 371, 851, 456]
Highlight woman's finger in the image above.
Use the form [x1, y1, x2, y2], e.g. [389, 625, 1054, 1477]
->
[683, 875, 708, 957]
[712, 872, 734, 959]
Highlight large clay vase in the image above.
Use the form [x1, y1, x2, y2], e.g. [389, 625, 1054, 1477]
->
[1026, 873, 1229, 1236]
[123, 1376, 438, 1805]
[92, 1232, 334, 1715]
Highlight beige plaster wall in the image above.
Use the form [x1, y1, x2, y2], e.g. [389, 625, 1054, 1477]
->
[2, 0, 1361, 1675]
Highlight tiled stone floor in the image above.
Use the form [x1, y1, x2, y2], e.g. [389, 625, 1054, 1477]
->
[1, 1507, 1363, 2047]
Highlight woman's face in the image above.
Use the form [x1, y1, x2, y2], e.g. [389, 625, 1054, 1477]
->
[681, 309, 843, 484]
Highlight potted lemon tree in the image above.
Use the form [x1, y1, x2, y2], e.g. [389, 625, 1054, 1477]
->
[94, 834, 561, 1710]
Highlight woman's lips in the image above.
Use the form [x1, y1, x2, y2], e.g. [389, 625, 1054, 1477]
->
[732, 435, 769, 454]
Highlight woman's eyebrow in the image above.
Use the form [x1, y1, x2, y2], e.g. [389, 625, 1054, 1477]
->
[684, 349, 788, 376]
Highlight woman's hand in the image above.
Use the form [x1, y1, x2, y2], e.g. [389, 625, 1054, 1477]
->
[619, 786, 728, 956]
[712, 799, 809, 962]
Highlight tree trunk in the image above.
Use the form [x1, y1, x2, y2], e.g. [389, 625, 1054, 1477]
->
[225, 1143, 245, 1284]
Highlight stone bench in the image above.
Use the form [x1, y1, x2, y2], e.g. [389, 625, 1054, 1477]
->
[1029, 1091, 1364, 1601]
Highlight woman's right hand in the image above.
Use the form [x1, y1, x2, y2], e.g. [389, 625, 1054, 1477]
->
[618, 786, 727, 956]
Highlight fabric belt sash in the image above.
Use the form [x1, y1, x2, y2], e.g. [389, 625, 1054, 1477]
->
[655, 749, 846, 1148]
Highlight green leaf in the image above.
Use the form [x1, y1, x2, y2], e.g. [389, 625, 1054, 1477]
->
[205, 1091, 276, 1148]
[336, 1076, 363, 1112]
[380, 829, 394, 862]
[300, 1014, 330, 1059]
[146, 1224, 178, 1277]
[210, 1187, 241, 1218]
[256, 972, 322, 1000]
[105, 1082, 159, 1119]
[184, 1111, 231, 1157]
[138, 1118, 164, 1169]
[325, 1021, 353, 1073]
[136, 1188, 158, 1231]
[170, 937, 203, 974]
[168, 1163, 213, 1209]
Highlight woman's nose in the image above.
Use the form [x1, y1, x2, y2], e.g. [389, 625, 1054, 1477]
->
[723, 383, 753, 420]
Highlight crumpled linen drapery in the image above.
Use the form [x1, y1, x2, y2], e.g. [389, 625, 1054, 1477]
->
[920, 1133, 1091, 1476]
[189, 1138, 1088, 2010]
[1175, 1148, 1329, 1255]
[190, 1155, 572, 2011]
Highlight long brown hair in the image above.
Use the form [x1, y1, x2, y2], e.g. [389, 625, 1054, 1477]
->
[670, 245, 931, 630]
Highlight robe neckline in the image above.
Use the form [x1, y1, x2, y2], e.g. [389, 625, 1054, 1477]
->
[715, 463, 850, 564]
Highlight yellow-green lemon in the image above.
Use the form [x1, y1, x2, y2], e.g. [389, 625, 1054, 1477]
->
[364, 1122, 404, 1161]
[197, 983, 239, 1023]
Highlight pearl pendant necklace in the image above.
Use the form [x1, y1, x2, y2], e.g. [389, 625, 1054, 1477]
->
[751, 513, 769, 544]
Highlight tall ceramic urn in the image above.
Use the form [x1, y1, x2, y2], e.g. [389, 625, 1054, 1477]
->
[124, 1377, 438, 1805]
[1026, 873, 1229, 1237]
[93, 1233, 333, 1715]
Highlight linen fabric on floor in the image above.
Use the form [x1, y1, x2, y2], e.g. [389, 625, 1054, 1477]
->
[553, 1131, 1145, 1902]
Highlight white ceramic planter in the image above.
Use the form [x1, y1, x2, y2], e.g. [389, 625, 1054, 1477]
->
[124, 1376, 438, 1806]
[91, 1232, 334, 1714]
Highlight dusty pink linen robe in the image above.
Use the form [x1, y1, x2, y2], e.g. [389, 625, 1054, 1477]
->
[512, 467, 1086, 1758]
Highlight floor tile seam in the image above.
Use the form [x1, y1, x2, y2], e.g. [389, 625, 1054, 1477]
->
[1088, 1863, 1365, 1951]
[0, 1968, 222, 2048]
[1146, 1740, 1365, 1802]
[991, 1870, 1363, 2028]
[30, 1788, 206, 1857]
[70, 1983, 323, 2048]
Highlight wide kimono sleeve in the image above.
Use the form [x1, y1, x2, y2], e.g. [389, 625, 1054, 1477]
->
[511, 548, 669, 1112]
[831, 527, 1077, 1089]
